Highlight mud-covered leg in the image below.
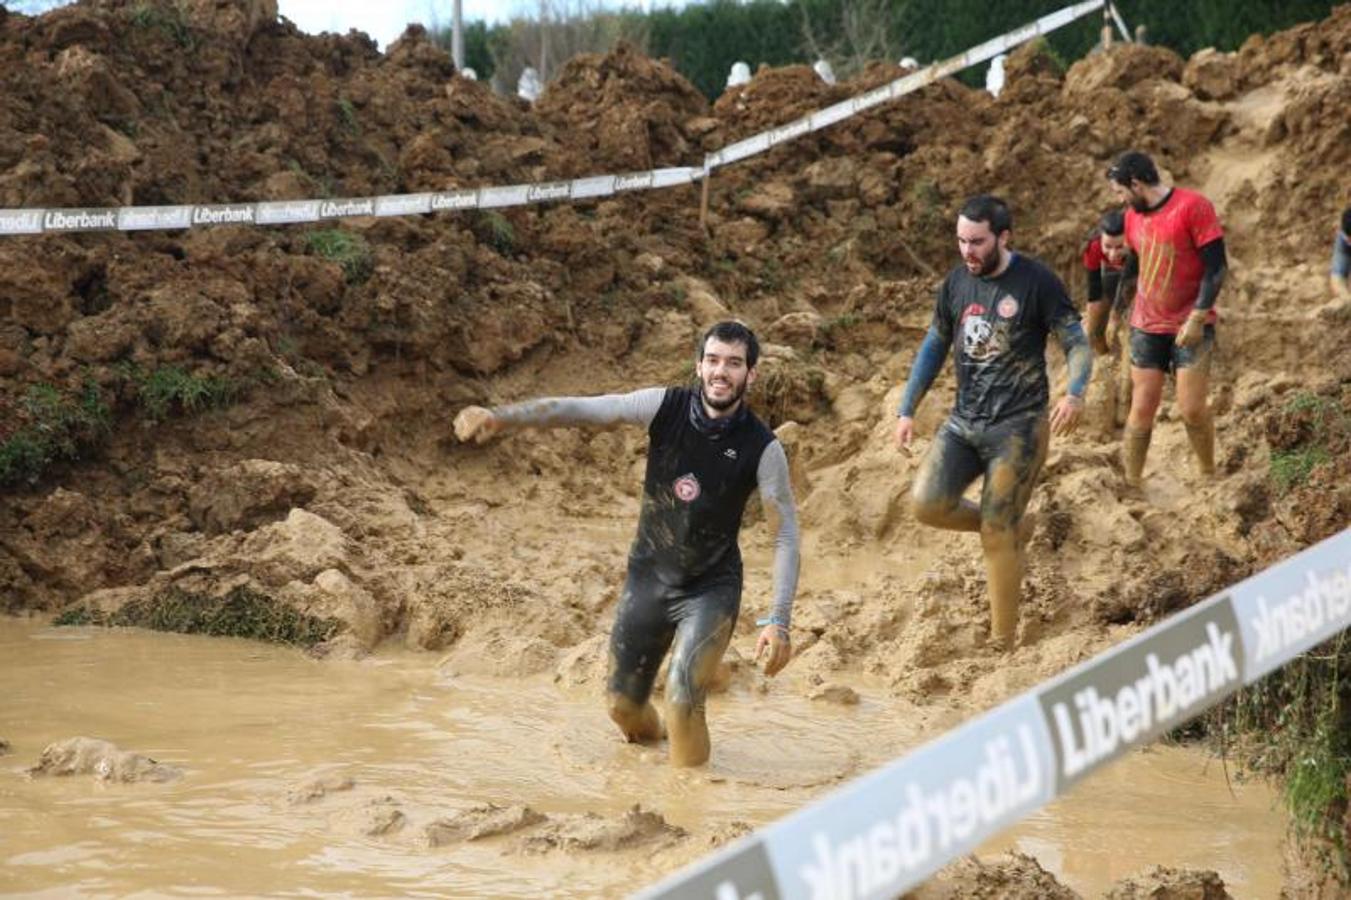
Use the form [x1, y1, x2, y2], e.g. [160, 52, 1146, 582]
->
[979, 416, 1050, 650]
[910, 423, 984, 532]
[1176, 329, 1216, 476]
[606, 571, 674, 745]
[665, 589, 738, 767]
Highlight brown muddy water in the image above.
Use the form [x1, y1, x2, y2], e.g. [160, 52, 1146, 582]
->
[0, 618, 1285, 898]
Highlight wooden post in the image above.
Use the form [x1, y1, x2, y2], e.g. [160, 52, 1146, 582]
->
[699, 169, 711, 233]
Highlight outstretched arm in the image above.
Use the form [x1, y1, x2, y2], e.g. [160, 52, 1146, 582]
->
[454, 388, 665, 443]
[754, 440, 799, 677]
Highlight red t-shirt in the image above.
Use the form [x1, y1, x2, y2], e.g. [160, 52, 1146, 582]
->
[1124, 187, 1224, 333]
[1081, 232, 1125, 273]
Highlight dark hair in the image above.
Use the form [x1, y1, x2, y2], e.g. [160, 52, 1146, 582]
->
[1342, 206, 1351, 236]
[958, 194, 1012, 235]
[699, 320, 760, 368]
[1099, 209, 1125, 236]
[1107, 150, 1160, 186]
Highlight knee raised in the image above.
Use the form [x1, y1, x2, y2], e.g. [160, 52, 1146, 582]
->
[911, 494, 948, 527]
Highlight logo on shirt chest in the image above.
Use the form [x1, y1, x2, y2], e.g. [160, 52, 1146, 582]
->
[673, 473, 701, 503]
[997, 296, 1019, 318]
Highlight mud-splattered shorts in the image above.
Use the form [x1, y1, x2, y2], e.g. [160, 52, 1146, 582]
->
[1129, 324, 1215, 373]
[913, 412, 1049, 530]
[607, 565, 739, 711]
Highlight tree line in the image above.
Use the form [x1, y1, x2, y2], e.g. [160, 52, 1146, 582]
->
[441, 0, 1337, 99]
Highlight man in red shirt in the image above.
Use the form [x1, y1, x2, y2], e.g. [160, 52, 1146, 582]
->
[1107, 150, 1227, 486]
[1082, 208, 1128, 356]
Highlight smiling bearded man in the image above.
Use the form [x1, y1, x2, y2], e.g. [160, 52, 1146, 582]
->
[452, 321, 800, 767]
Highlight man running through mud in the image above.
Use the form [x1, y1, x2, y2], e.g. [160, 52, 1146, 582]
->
[1107, 150, 1227, 487]
[452, 321, 799, 768]
[894, 194, 1092, 651]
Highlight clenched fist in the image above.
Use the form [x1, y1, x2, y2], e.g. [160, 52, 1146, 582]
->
[453, 406, 502, 444]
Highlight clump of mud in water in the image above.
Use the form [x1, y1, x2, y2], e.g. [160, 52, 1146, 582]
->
[905, 851, 1080, 898]
[518, 804, 687, 854]
[1103, 865, 1232, 899]
[424, 803, 547, 845]
[28, 736, 183, 783]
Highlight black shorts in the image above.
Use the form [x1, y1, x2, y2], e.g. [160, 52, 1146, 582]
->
[607, 565, 739, 710]
[912, 412, 1049, 530]
[1129, 325, 1215, 373]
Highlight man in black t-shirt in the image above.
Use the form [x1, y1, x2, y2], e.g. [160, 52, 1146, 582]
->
[453, 321, 800, 768]
[894, 195, 1092, 650]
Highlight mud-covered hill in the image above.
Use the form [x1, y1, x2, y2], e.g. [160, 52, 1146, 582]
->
[1, 2, 1349, 894]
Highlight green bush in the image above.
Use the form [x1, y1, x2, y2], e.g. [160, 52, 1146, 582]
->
[0, 381, 110, 487]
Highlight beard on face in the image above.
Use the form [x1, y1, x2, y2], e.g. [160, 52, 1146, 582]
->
[700, 372, 747, 411]
[967, 241, 1001, 276]
[1128, 194, 1150, 212]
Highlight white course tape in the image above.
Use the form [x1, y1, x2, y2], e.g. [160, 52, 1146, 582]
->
[636, 528, 1351, 900]
[0, 0, 1100, 238]
[699, 0, 1103, 174]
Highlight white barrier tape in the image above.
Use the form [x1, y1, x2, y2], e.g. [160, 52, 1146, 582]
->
[0, 166, 706, 236]
[0, 1, 1099, 237]
[637, 528, 1351, 900]
[699, 0, 1102, 175]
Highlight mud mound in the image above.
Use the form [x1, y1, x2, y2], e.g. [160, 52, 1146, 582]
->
[906, 851, 1080, 899]
[1102, 866, 1232, 899]
[28, 736, 183, 782]
[424, 803, 547, 845]
[535, 41, 709, 173]
[1063, 42, 1185, 94]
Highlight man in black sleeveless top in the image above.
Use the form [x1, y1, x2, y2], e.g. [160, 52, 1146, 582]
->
[453, 321, 800, 767]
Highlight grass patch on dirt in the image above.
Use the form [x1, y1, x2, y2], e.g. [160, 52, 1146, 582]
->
[0, 381, 111, 488]
[54, 585, 343, 647]
[1267, 390, 1346, 493]
[305, 228, 374, 284]
[1205, 637, 1351, 878]
[122, 364, 246, 422]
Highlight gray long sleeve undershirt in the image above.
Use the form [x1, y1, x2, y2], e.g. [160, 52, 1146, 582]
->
[492, 388, 801, 628]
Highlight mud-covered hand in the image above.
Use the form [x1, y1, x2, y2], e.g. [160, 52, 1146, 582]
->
[1175, 310, 1207, 348]
[1049, 395, 1083, 437]
[893, 415, 915, 452]
[755, 624, 791, 677]
[453, 405, 502, 444]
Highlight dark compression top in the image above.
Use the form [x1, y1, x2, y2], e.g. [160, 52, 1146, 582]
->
[493, 387, 800, 627]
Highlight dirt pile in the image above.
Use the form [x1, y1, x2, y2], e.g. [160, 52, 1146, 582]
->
[1, 0, 1349, 895]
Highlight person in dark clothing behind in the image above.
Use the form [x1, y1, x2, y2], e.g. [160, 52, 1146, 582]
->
[453, 321, 799, 768]
[1107, 150, 1228, 487]
[894, 194, 1092, 651]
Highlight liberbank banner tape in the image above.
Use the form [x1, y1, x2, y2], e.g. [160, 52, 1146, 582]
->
[637, 527, 1351, 900]
[0, 2, 1104, 238]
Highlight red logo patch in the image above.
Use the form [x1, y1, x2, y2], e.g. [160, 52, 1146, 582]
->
[960, 303, 987, 323]
[673, 474, 701, 503]
[997, 296, 1019, 318]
